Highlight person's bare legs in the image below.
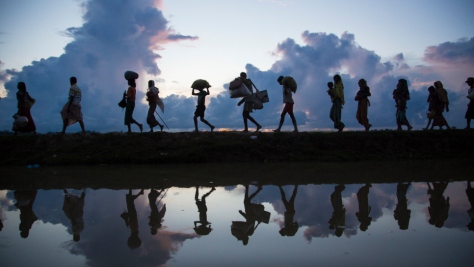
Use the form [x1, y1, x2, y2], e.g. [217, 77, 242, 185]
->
[289, 113, 298, 133]
[274, 112, 287, 132]
[79, 120, 86, 134]
[62, 119, 69, 134]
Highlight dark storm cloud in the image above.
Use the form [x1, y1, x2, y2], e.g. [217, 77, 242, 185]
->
[0, 0, 197, 133]
[424, 37, 474, 65]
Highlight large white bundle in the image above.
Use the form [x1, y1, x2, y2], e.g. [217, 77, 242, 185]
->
[229, 84, 251, 98]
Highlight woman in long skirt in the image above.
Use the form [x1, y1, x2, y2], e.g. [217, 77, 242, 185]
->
[15, 82, 36, 134]
[124, 79, 143, 133]
[355, 79, 372, 131]
[146, 80, 164, 132]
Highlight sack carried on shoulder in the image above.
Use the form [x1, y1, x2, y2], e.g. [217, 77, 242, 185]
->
[229, 78, 242, 90]
[229, 84, 251, 98]
[282, 76, 297, 93]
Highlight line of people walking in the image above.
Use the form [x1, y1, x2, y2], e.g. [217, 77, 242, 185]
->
[10, 73, 474, 134]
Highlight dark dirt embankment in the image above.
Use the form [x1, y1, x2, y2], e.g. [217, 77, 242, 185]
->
[1, 130, 473, 166]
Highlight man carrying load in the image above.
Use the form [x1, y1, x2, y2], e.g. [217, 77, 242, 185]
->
[192, 79, 215, 132]
[274, 76, 298, 133]
[237, 72, 262, 132]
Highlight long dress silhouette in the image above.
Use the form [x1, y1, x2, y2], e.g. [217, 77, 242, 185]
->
[329, 184, 346, 237]
[394, 182, 411, 230]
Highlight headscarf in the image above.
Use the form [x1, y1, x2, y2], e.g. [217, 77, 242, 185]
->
[434, 81, 448, 104]
[332, 75, 345, 104]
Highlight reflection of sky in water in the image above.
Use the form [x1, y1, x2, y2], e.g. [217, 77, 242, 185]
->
[0, 182, 473, 266]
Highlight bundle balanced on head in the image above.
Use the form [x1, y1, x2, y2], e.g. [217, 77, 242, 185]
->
[191, 79, 215, 132]
[124, 71, 143, 133]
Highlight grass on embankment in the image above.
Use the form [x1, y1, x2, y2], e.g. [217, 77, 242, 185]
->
[1, 129, 473, 166]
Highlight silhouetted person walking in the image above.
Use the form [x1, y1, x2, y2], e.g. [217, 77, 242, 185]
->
[120, 189, 144, 249]
[15, 82, 36, 134]
[394, 182, 411, 230]
[278, 185, 299, 237]
[356, 184, 372, 231]
[124, 78, 143, 133]
[433, 81, 451, 129]
[61, 77, 86, 134]
[231, 184, 263, 245]
[14, 190, 38, 238]
[194, 186, 215, 235]
[393, 79, 412, 131]
[192, 81, 215, 132]
[329, 184, 346, 237]
[62, 189, 86, 242]
[274, 76, 298, 133]
[355, 79, 372, 131]
[148, 189, 166, 235]
[237, 72, 262, 132]
[465, 77, 474, 129]
[329, 74, 345, 132]
[146, 80, 164, 132]
[465, 181, 474, 231]
[427, 182, 450, 228]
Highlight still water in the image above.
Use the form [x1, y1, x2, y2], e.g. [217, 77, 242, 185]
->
[0, 165, 473, 267]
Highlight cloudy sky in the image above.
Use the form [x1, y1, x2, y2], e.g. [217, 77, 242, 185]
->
[0, 0, 473, 133]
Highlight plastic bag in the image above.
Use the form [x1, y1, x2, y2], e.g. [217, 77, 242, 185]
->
[118, 90, 127, 109]
[229, 84, 251, 98]
[255, 90, 269, 103]
[12, 115, 28, 131]
[253, 94, 263, 110]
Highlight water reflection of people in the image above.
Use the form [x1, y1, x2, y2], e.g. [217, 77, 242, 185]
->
[356, 184, 372, 231]
[466, 181, 474, 231]
[148, 189, 167, 235]
[278, 185, 299, 237]
[394, 182, 411, 230]
[62, 189, 86, 242]
[14, 190, 38, 238]
[231, 184, 263, 245]
[427, 182, 450, 228]
[194, 186, 215, 235]
[329, 184, 346, 237]
[120, 189, 144, 249]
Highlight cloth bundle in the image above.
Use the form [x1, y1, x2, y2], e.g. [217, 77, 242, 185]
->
[191, 79, 211, 89]
[229, 84, 251, 98]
